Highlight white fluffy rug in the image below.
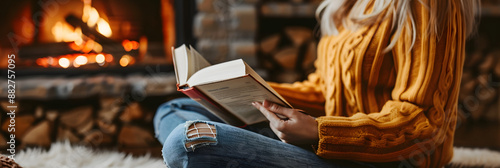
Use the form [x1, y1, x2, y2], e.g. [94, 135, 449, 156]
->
[14, 141, 165, 168]
[449, 147, 500, 168]
[7, 141, 500, 168]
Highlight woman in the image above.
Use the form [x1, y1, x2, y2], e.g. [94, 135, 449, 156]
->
[154, 0, 480, 167]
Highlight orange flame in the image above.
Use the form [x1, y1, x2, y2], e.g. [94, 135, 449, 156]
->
[75, 55, 88, 65]
[52, 21, 83, 44]
[95, 54, 105, 64]
[122, 40, 139, 51]
[87, 7, 99, 27]
[119, 55, 135, 67]
[97, 18, 112, 37]
[59, 58, 70, 68]
[53, 3, 112, 48]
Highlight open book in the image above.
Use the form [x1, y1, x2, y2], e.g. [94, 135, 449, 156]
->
[172, 44, 292, 126]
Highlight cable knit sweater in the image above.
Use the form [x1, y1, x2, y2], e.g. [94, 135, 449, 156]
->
[269, 0, 466, 167]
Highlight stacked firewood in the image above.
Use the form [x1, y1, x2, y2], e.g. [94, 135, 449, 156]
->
[259, 26, 317, 83]
[193, 0, 321, 83]
[0, 96, 172, 152]
[0, 74, 180, 153]
[194, 0, 259, 66]
[459, 47, 500, 123]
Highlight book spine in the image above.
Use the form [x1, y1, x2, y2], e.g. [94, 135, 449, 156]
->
[177, 85, 246, 127]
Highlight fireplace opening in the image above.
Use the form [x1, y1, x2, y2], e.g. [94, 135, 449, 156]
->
[0, 0, 176, 73]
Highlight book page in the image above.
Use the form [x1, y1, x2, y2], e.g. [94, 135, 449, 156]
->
[172, 45, 189, 86]
[188, 45, 211, 74]
[196, 76, 287, 125]
[172, 45, 212, 86]
[187, 59, 246, 87]
[190, 93, 246, 126]
[243, 62, 292, 108]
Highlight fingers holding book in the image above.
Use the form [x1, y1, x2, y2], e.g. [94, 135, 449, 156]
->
[252, 100, 319, 145]
[253, 100, 290, 120]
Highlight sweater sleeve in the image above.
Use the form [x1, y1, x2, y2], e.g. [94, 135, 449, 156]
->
[268, 70, 326, 117]
[315, 0, 464, 162]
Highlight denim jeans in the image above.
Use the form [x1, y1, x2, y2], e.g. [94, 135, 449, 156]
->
[154, 98, 374, 168]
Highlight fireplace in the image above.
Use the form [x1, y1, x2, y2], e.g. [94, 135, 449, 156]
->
[0, 0, 176, 71]
[0, 0, 180, 155]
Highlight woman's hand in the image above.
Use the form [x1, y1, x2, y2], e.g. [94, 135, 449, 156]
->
[252, 100, 319, 145]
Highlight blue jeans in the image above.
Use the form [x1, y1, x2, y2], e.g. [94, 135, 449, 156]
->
[154, 98, 373, 168]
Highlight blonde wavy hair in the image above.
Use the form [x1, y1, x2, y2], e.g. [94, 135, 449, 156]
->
[316, 0, 481, 52]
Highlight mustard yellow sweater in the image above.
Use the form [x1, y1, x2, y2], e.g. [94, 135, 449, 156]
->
[269, 0, 466, 167]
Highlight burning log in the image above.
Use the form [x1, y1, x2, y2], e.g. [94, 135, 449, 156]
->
[65, 15, 125, 53]
[18, 42, 81, 59]
[65, 15, 141, 66]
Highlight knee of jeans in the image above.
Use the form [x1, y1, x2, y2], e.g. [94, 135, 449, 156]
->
[153, 98, 190, 137]
[155, 98, 187, 117]
[154, 98, 193, 121]
[183, 120, 218, 152]
[164, 121, 218, 151]
[162, 121, 218, 166]
[162, 123, 187, 167]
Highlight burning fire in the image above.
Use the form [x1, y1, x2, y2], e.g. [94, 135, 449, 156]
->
[82, 4, 112, 37]
[95, 54, 105, 64]
[74, 55, 88, 65]
[52, 21, 83, 44]
[58, 58, 70, 68]
[52, 1, 112, 44]
[86, 7, 100, 27]
[119, 55, 135, 67]
[122, 40, 139, 52]
[97, 19, 112, 37]
[44, 0, 140, 68]
[36, 53, 115, 68]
